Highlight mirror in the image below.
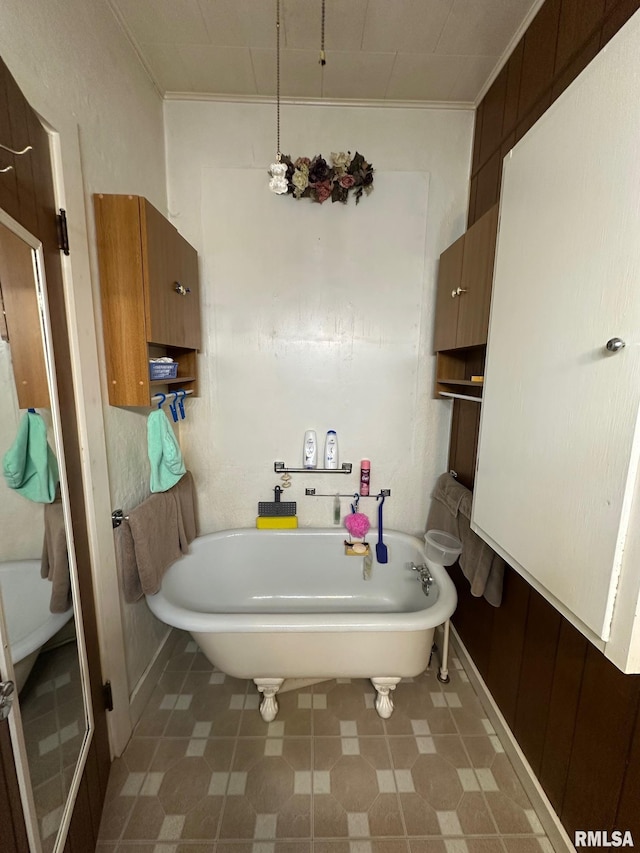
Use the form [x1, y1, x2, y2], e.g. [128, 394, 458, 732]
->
[0, 209, 93, 853]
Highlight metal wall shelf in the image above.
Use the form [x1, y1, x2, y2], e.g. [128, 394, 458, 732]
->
[274, 461, 353, 474]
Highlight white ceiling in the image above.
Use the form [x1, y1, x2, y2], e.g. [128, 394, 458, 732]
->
[109, 0, 542, 105]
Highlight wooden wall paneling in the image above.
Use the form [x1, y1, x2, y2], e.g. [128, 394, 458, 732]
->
[447, 399, 481, 489]
[0, 75, 19, 218]
[500, 132, 516, 165]
[517, 0, 561, 120]
[471, 102, 484, 175]
[478, 67, 507, 168]
[4, 71, 38, 237]
[485, 568, 530, 728]
[467, 176, 478, 228]
[473, 151, 501, 223]
[515, 94, 552, 144]
[449, 562, 495, 680]
[555, 0, 605, 72]
[512, 590, 562, 775]
[551, 33, 601, 102]
[614, 701, 640, 838]
[538, 619, 587, 816]
[601, 0, 640, 45]
[560, 646, 640, 836]
[502, 41, 524, 138]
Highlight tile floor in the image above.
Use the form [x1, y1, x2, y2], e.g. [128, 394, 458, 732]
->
[97, 632, 557, 853]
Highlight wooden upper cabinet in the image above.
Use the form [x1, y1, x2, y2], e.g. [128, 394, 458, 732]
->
[141, 198, 201, 349]
[457, 204, 499, 349]
[434, 203, 498, 352]
[433, 232, 464, 352]
[94, 193, 201, 407]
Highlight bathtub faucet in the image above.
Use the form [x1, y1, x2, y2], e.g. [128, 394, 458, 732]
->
[411, 562, 433, 596]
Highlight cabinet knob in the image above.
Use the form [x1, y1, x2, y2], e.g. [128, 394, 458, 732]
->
[606, 337, 626, 352]
[174, 282, 191, 296]
[451, 287, 467, 298]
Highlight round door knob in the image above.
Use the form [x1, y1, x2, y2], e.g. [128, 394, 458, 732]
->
[606, 337, 626, 352]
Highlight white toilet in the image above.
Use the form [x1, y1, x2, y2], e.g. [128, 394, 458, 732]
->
[424, 529, 462, 683]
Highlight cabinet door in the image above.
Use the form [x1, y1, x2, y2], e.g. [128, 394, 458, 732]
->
[175, 230, 201, 350]
[472, 18, 640, 647]
[456, 204, 498, 349]
[141, 199, 200, 349]
[433, 233, 464, 352]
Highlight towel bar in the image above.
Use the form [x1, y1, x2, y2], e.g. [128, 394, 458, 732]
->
[111, 509, 129, 529]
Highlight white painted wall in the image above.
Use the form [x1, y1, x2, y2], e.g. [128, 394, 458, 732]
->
[0, 0, 170, 746]
[165, 100, 473, 536]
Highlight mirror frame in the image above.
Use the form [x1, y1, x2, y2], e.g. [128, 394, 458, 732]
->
[0, 206, 94, 853]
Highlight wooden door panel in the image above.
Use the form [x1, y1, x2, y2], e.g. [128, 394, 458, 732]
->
[456, 204, 498, 349]
[142, 197, 184, 346]
[433, 234, 463, 352]
[177, 231, 201, 350]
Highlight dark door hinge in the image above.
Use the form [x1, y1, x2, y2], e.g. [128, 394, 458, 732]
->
[56, 208, 70, 255]
[103, 680, 113, 712]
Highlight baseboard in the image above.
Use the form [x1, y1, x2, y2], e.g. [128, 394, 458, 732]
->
[129, 628, 178, 727]
[448, 625, 575, 853]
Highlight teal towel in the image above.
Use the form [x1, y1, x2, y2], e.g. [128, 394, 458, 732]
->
[2, 411, 59, 503]
[148, 408, 186, 493]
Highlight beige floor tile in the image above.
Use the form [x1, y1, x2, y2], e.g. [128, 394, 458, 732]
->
[367, 792, 405, 836]
[121, 737, 159, 772]
[409, 841, 447, 853]
[218, 795, 257, 839]
[314, 680, 386, 736]
[121, 797, 166, 840]
[399, 791, 441, 836]
[314, 793, 349, 837]
[466, 839, 507, 853]
[502, 840, 551, 853]
[96, 794, 135, 840]
[455, 790, 498, 834]
[407, 753, 463, 810]
[181, 795, 224, 839]
[156, 756, 217, 813]
[484, 790, 539, 834]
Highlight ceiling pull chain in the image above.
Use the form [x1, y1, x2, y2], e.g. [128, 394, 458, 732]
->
[319, 0, 326, 65]
[268, 0, 288, 194]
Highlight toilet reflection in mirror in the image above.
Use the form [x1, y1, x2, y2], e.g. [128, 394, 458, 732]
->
[0, 215, 91, 853]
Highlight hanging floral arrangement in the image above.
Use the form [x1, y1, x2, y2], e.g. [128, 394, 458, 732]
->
[270, 151, 374, 205]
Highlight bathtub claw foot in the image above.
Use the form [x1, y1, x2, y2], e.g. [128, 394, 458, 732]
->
[370, 677, 401, 719]
[254, 678, 284, 722]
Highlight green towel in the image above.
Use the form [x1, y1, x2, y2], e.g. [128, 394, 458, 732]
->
[148, 408, 186, 493]
[2, 411, 59, 503]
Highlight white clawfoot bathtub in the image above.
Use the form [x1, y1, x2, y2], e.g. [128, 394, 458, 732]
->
[0, 560, 74, 691]
[146, 528, 457, 721]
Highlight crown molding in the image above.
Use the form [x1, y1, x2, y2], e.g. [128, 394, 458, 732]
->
[162, 91, 475, 111]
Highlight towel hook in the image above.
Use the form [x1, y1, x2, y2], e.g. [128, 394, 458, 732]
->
[168, 391, 179, 423]
[0, 143, 33, 156]
[177, 389, 186, 420]
[156, 392, 166, 410]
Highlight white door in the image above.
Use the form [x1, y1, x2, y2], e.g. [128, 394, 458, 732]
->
[472, 15, 640, 642]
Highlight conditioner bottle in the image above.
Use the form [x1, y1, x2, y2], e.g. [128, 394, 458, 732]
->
[303, 430, 318, 469]
[324, 430, 339, 469]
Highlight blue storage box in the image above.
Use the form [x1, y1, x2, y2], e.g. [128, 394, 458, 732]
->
[149, 361, 178, 380]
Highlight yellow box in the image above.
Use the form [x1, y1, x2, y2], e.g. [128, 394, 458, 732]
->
[256, 516, 298, 529]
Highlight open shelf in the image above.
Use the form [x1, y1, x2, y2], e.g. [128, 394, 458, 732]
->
[435, 346, 485, 400]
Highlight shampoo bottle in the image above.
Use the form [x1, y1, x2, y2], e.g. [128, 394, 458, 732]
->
[324, 430, 339, 469]
[303, 430, 318, 468]
[360, 458, 371, 496]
